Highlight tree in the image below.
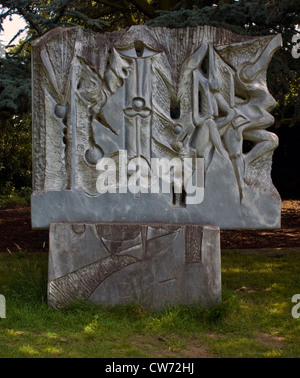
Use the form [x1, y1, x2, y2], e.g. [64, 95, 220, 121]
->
[0, 112, 32, 193]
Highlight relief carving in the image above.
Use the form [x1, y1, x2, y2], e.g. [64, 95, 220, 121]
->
[31, 26, 282, 229]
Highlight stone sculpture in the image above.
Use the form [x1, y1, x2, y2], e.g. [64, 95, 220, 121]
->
[31, 25, 282, 309]
[31, 25, 281, 229]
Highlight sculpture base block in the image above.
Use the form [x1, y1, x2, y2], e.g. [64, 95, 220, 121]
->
[48, 222, 221, 310]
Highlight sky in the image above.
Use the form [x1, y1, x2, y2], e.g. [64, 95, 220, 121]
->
[0, 14, 27, 47]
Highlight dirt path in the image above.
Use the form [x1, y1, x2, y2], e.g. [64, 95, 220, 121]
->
[0, 200, 299, 252]
[221, 199, 300, 249]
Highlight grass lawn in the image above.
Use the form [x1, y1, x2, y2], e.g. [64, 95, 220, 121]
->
[0, 248, 300, 358]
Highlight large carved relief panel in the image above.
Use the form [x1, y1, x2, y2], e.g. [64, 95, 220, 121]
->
[31, 25, 281, 229]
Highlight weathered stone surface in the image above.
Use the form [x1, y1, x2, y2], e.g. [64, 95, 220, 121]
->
[48, 223, 221, 309]
[31, 25, 282, 229]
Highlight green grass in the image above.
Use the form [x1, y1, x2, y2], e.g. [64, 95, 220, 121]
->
[0, 249, 300, 358]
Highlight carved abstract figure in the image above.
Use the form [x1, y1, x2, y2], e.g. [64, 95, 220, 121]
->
[192, 43, 235, 165]
[190, 36, 281, 200]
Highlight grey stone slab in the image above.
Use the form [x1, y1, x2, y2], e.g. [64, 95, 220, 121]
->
[48, 223, 221, 309]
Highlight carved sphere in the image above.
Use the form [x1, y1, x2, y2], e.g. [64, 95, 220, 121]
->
[54, 104, 68, 119]
[132, 98, 145, 111]
[85, 146, 103, 165]
[173, 125, 183, 135]
[72, 224, 86, 234]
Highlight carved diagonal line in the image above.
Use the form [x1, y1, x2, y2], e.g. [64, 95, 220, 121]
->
[48, 254, 139, 309]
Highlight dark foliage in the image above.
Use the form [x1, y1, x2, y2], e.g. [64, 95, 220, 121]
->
[0, 112, 32, 192]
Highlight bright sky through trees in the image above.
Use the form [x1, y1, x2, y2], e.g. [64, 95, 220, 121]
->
[0, 14, 27, 47]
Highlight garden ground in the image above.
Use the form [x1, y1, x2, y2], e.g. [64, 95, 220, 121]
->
[0, 200, 299, 253]
[0, 200, 299, 358]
